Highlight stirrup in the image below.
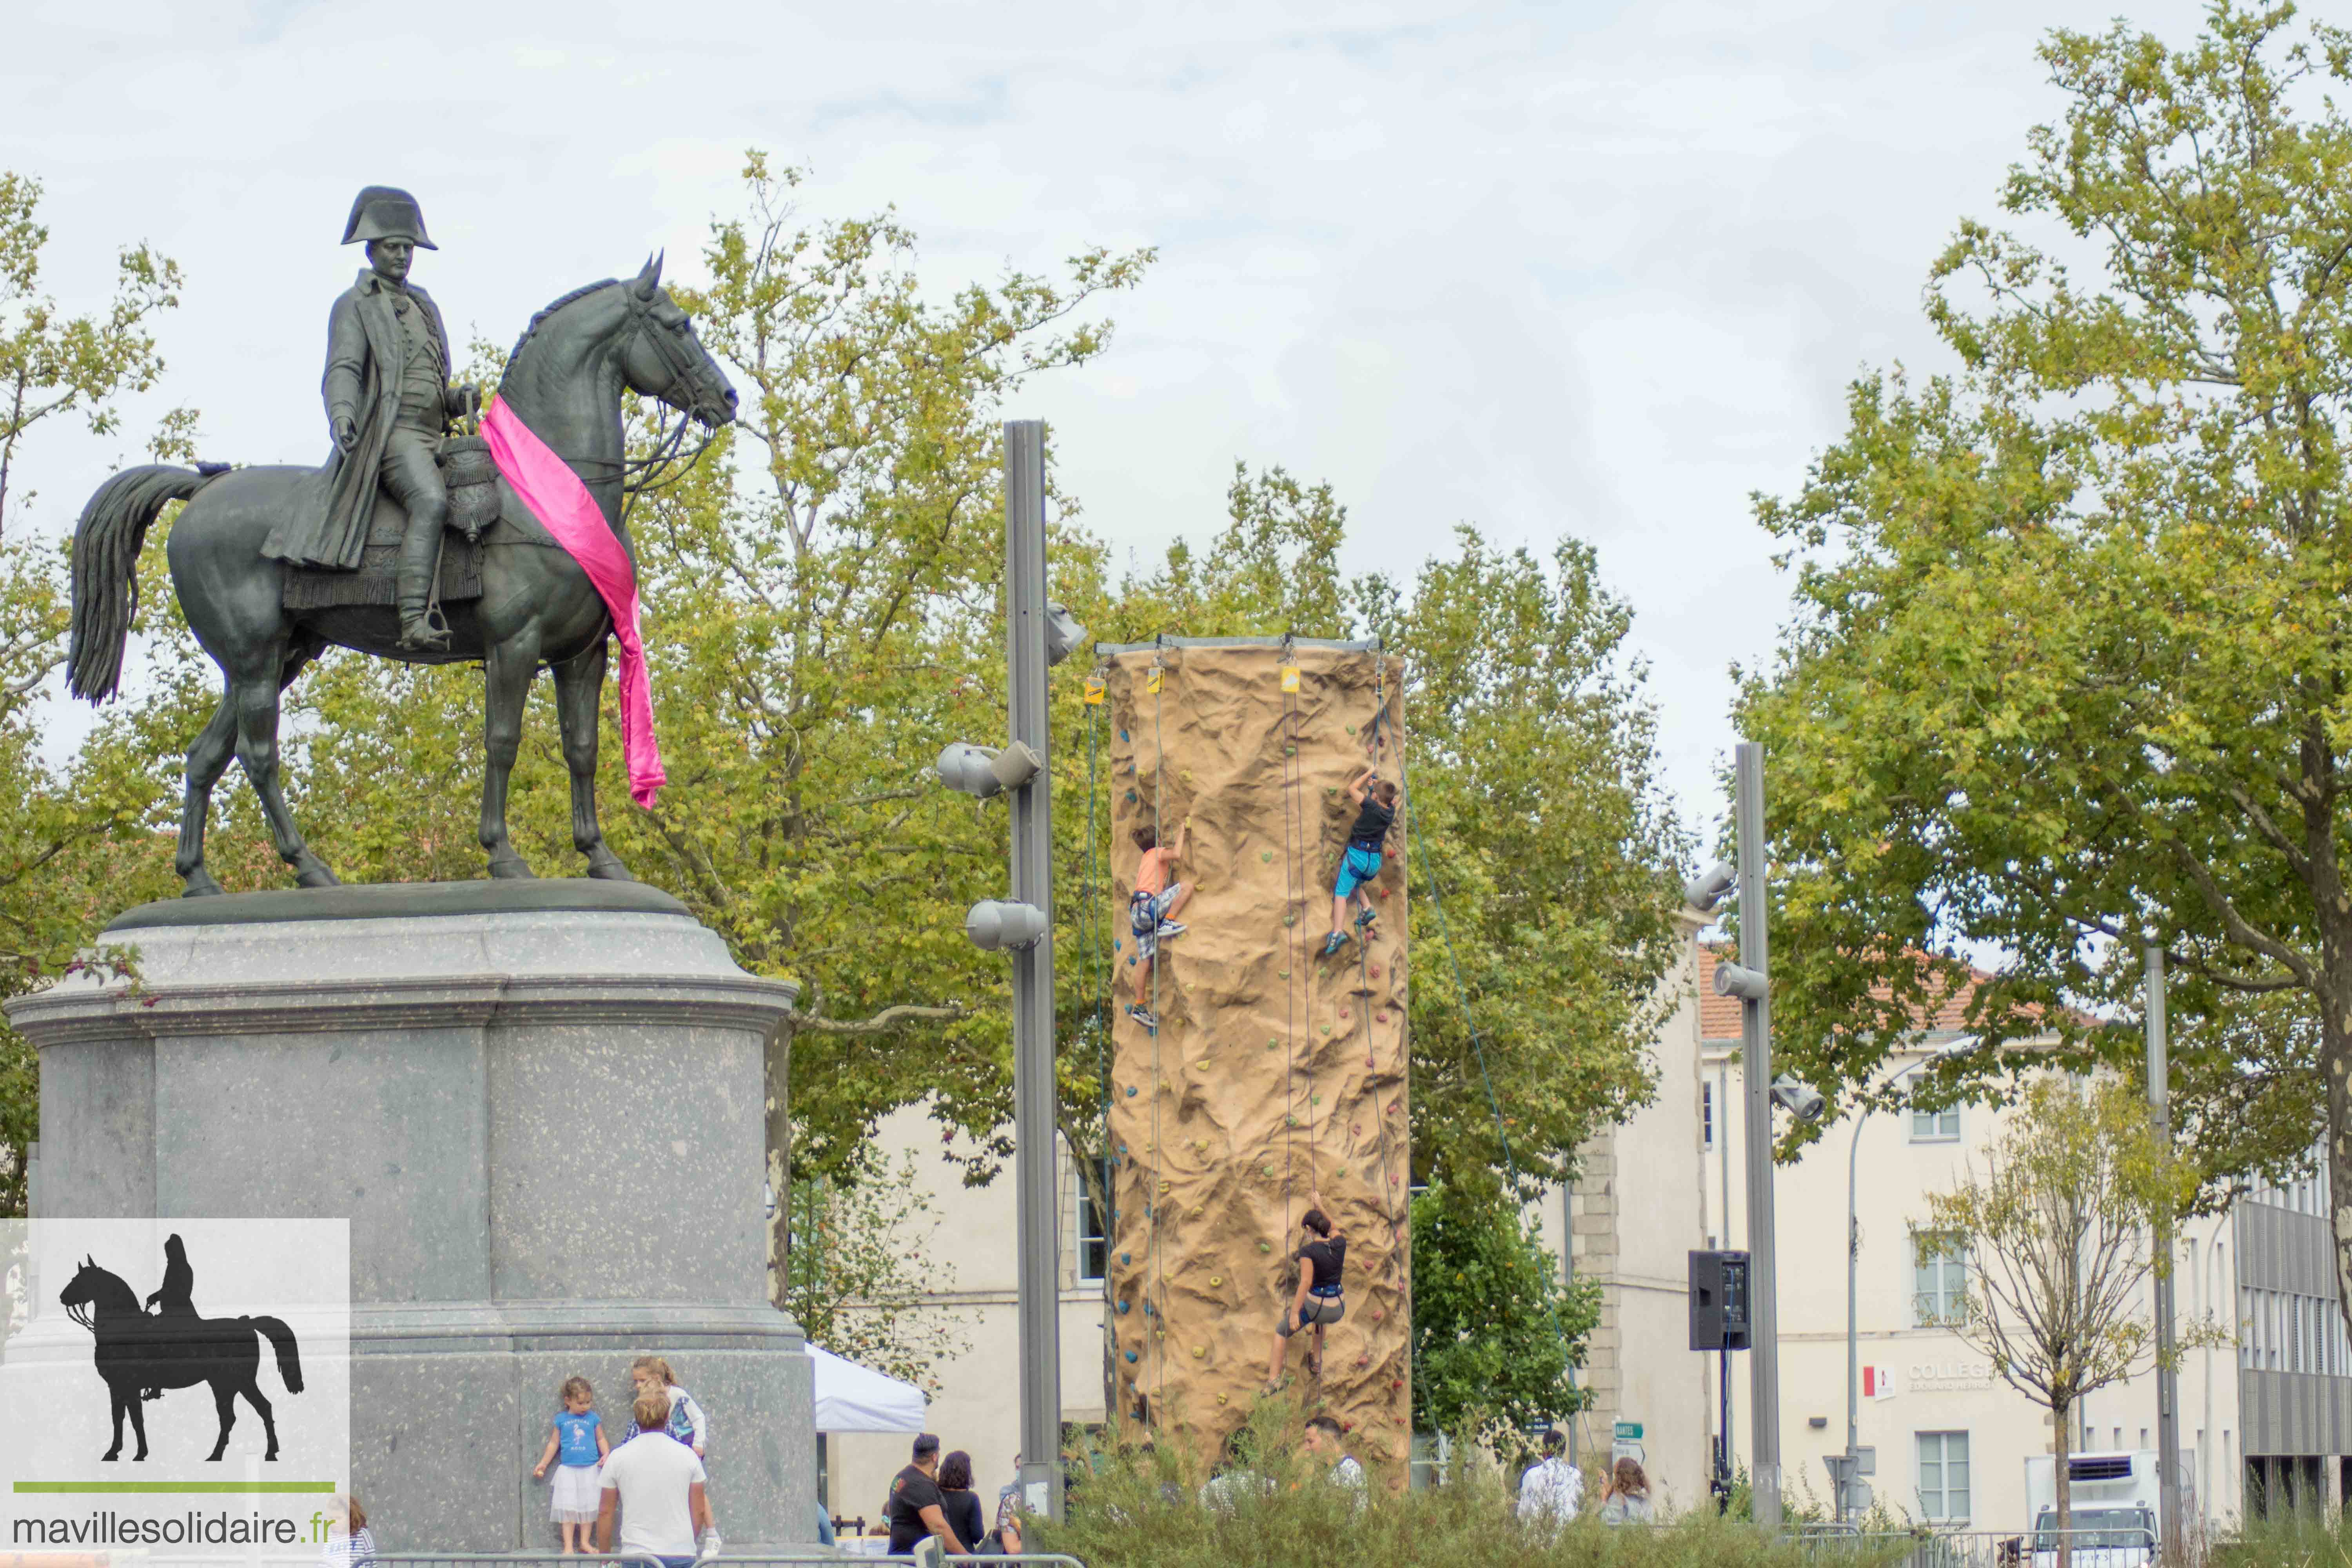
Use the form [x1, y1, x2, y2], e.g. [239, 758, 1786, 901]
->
[398, 613, 451, 651]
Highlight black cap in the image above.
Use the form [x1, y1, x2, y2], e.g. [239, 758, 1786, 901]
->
[913, 1433, 941, 1457]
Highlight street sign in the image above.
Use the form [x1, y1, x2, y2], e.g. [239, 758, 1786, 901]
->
[1614, 1422, 1643, 1441]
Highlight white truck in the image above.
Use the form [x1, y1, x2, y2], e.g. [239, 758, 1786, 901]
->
[2020, 1451, 2194, 1567]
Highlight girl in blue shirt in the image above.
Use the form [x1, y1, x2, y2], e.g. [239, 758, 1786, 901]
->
[533, 1375, 610, 1551]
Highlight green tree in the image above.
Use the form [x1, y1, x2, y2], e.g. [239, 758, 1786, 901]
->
[1919, 1078, 2203, 1562]
[1409, 1179, 1597, 1442]
[0, 171, 191, 537]
[782, 1145, 970, 1394]
[1734, 3, 2352, 1265]
[0, 176, 201, 1215]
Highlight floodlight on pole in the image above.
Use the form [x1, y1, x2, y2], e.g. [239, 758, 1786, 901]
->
[1044, 603, 1086, 666]
[1769, 1075, 1824, 1123]
[1685, 861, 1737, 912]
[1714, 961, 1768, 1001]
[966, 899, 1049, 951]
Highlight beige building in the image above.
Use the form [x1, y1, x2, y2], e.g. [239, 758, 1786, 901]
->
[817, 1102, 1112, 1531]
[824, 923, 2352, 1535]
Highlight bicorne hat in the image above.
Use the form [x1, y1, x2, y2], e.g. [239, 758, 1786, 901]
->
[341, 185, 436, 250]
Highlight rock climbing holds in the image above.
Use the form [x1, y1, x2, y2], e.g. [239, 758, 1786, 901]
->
[1125, 1086, 1138, 1097]
[1370, 1308, 1384, 1322]
[1376, 1012, 1390, 1024]
[1284, 913, 1297, 926]
[1117, 1300, 1131, 1315]
[1285, 745, 1296, 757]
[1119, 729, 1129, 742]
[1261, 850, 1273, 862]
[1191, 1346, 1205, 1358]
[1120, 1252, 1131, 1265]
[1125, 790, 1137, 802]
[1368, 964, 1381, 979]
[1124, 1349, 1138, 1363]
[1346, 725, 1356, 735]
[1278, 969, 1290, 979]
[1210, 1275, 1222, 1287]
[1285, 1114, 1298, 1128]
[1196, 1060, 1210, 1071]
[1259, 1241, 1272, 1253]
[1218, 1393, 1229, 1405]
[1262, 1165, 1275, 1176]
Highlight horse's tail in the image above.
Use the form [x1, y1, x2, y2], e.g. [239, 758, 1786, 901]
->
[67, 465, 208, 703]
[247, 1315, 303, 1394]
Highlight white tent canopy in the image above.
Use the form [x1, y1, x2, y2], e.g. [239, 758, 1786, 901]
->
[810, 1345, 927, 1433]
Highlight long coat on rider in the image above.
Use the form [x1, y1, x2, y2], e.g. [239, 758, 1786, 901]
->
[261, 269, 453, 571]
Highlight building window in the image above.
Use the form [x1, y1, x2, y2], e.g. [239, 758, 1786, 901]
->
[1703, 1082, 1714, 1150]
[1916, 1431, 1971, 1521]
[1076, 1165, 1108, 1283]
[1913, 1233, 1967, 1327]
[1910, 1106, 1961, 1142]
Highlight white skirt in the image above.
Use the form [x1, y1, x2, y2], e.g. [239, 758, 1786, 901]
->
[551, 1463, 602, 1523]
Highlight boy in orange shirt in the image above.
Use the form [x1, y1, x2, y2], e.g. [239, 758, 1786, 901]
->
[1127, 817, 1192, 1030]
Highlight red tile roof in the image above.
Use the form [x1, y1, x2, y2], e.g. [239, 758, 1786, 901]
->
[1696, 944, 1993, 1043]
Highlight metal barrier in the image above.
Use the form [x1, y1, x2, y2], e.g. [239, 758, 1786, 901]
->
[374, 1553, 1084, 1567]
[1797, 1526, 2162, 1568]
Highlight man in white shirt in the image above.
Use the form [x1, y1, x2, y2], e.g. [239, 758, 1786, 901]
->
[1303, 1417, 1368, 1511]
[1516, 1428, 1583, 1532]
[597, 1388, 715, 1568]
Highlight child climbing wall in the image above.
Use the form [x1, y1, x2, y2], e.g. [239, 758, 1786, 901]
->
[1098, 639, 1411, 1478]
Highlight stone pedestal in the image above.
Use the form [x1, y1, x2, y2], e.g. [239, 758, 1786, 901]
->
[4, 880, 816, 1550]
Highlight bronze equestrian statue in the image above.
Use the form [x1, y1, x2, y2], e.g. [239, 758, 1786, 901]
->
[263, 186, 478, 651]
[64, 189, 738, 895]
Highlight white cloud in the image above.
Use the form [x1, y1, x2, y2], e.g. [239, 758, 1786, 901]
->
[0, 0, 2214, 836]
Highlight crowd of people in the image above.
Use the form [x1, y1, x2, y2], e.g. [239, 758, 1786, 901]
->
[1515, 1428, 1656, 1528]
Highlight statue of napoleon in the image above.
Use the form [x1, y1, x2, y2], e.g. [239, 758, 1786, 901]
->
[260, 185, 479, 650]
[64, 184, 739, 893]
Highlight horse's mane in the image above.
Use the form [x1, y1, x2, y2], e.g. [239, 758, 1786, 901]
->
[505, 278, 621, 379]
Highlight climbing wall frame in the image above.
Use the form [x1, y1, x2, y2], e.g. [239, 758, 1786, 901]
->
[1099, 639, 1412, 1475]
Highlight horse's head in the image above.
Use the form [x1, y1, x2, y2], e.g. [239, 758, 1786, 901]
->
[58, 1254, 126, 1332]
[613, 252, 737, 430]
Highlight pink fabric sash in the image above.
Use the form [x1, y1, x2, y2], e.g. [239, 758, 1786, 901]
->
[479, 396, 666, 808]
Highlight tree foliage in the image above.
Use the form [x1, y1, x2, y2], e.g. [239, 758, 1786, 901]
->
[1409, 1180, 1597, 1441]
[1734, 2, 2352, 1250]
[1919, 1078, 2205, 1557]
[0, 171, 192, 536]
[782, 1145, 969, 1393]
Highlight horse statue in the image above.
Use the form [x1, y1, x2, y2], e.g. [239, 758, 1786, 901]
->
[58, 1255, 304, 1462]
[63, 254, 737, 894]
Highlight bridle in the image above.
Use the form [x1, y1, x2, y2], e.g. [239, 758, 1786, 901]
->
[535, 284, 727, 530]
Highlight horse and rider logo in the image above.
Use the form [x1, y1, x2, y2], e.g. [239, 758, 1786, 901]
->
[58, 1234, 304, 1462]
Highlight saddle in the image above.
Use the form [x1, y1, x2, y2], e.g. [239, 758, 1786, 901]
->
[282, 435, 503, 612]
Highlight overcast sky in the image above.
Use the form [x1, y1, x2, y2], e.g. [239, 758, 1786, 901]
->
[0, 0, 2212, 846]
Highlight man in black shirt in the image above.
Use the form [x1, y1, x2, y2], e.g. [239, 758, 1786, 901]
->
[885, 1433, 966, 1555]
[1320, 767, 1400, 957]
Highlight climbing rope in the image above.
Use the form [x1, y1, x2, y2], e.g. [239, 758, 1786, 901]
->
[1279, 640, 1310, 1240]
[1147, 643, 1170, 1418]
[1082, 682, 1116, 1410]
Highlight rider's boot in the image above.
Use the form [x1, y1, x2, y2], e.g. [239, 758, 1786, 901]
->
[394, 509, 450, 652]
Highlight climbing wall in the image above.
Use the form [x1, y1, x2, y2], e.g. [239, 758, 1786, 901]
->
[1098, 639, 1412, 1475]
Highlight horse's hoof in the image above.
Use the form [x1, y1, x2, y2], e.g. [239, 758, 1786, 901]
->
[180, 871, 225, 898]
[583, 851, 634, 882]
[293, 855, 341, 889]
[487, 853, 537, 880]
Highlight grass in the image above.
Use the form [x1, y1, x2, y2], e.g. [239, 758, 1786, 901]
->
[1026, 1405, 1918, 1568]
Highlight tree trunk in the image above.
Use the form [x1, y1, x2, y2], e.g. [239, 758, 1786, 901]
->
[2054, 1397, 2072, 1568]
[2327, 998, 2352, 1348]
